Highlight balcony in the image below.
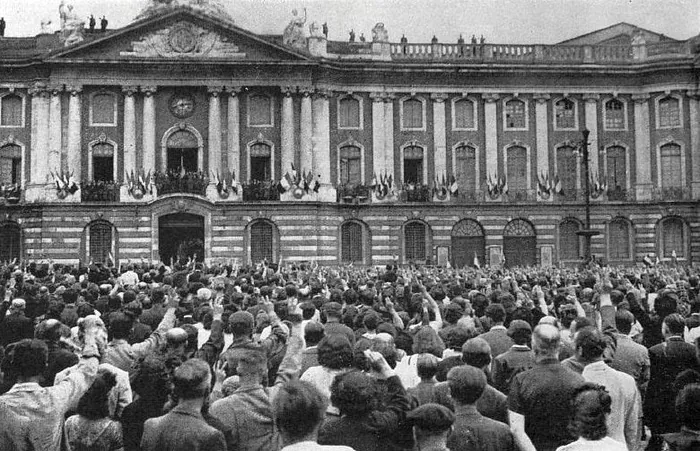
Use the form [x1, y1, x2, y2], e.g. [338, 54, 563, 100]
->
[337, 184, 371, 204]
[606, 187, 629, 201]
[504, 189, 537, 203]
[0, 185, 21, 204]
[154, 171, 208, 197]
[652, 186, 692, 201]
[554, 189, 582, 202]
[81, 181, 119, 202]
[242, 181, 281, 201]
[401, 184, 432, 202]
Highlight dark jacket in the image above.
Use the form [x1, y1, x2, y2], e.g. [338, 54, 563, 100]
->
[140, 405, 226, 451]
[0, 312, 34, 346]
[447, 404, 517, 451]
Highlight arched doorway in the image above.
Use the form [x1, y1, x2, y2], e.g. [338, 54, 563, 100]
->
[250, 220, 275, 264]
[167, 130, 199, 173]
[0, 222, 21, 262]
[451, 219, 485, 268]
[158, 213, 204, 264]
[503, 219, 537, 267]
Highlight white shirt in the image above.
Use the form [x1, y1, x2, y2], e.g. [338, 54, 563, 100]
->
[556, 436, 627, 451]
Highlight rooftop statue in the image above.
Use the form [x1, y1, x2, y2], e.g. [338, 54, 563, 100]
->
[283, 8, 307, 49]
[372, 22, 389, 43]
[135, 0, 233, 22]
[59, 1, 85, 46]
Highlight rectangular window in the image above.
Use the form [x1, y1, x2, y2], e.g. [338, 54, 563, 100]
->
[455, 146, 476, 192]
[405, 223, 426, 261]
[403, 99, 423, 129]
[605, 99, 625, 130]
[338, 97, 361, 129]
[1, 95, 23, 127]
[658, 97, 680, 128]
[91, 93, 116, 126]
[660, 144, 682, 188]
[93, 156, 113, 182]
[507, 147, 527, 191]
[555, 99, 576, 129]
[505, 100, 526, 129]
[454, 99, 475, 129]
[249, 95, 272, 126]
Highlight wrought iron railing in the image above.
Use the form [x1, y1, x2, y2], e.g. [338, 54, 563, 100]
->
[154, 171, 208, 197]
[242, 181, 281, 201]
[606, 187, 629, 201]
[504, 189, 536, 202]
[336, 184, 371, 204]
[652, 186, 692, 201]
[401, 184, 431, 202]
[81, 181, 119, 202]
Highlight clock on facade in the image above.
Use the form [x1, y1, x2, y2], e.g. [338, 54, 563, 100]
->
[169, 93, 195, 118]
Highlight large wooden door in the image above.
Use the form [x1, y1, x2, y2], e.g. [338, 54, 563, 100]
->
[503, 219, 537, 267]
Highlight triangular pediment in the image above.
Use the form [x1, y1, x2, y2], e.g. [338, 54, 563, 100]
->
[557, 22, 681, 46]
[48, 8, 310, 62]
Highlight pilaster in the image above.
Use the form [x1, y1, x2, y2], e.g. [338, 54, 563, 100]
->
[227, 86, 241, 178]
[312, 88, 334, 200]
[47, 85, 63, 182]
[66, 84, 82, 184]
[632, 93, 653, 200]
[280, 86, 296, 175]
[142, 86, 157, 174]
[383, 93, 395, 179]
[299, 87, 314, 174]
[687, 90, 700, 198]
[583, 93, 600, 173]
[431, 93, 448, 181]
[370, 92, 386, 176]
[483, 93, 500, 180]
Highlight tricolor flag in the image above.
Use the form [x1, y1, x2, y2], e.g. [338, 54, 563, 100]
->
[473, 252, 481, 269]
[449, 175, 459, 196]
[313, 174, 321, 193]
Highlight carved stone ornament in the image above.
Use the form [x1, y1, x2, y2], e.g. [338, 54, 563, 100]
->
[120, 21, 245, 59]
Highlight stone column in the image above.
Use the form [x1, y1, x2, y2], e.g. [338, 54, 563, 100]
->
[370, 92, 385, 176]
[533, 94, 550, 180]
[142, 86, 157, 174]
[312, 88, 333, 200]
[299, 88, 314, 173]
[583, 94, 600, 174]
[383, 94, 395, 179]
[66, 85, 83, 184]
[226, 87, 241, 178]
[688, 90, 700, 198]
[280, 86, 295, 176]
[122, 86, 137, 181]
[207, 86, 223, 177]
[632, 94, 652, 200]
[47, 85, 63, 181]
[32, 86, 51, 185]
[431, 93, 448, 183]
[483, 94, 500, 180]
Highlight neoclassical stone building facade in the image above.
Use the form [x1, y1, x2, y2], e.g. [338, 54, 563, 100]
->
[0, 2, 698, 267]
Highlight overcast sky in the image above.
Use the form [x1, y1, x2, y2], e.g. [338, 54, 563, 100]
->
[1, 0, 698, 43]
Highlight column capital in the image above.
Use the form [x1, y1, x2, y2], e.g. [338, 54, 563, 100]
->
[482, 93, 500, 103]
[280, 86, 296, 97]
[29, 83, 49, 97]
[533, 93, 550, 104]
[208, 86, 225, 97]
[313, 88, 331, 100]
[582, 93, 600, 103]
[142, 86, 158, 97]
[370, 91, 386, 102]
[121, 85, 138, 97]
[685, 89, 700, 100]
[66, 85, 83, 96]
[226, 86, 242, 96]
[430, 93, 449, 103]
[383, 93, 396, 103]
[631, 93, 650, 104]
[300, 86, 314, 97]
[48, 85, 64, 96]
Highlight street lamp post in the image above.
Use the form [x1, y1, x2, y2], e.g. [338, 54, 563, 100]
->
[576, 128, 600, 262]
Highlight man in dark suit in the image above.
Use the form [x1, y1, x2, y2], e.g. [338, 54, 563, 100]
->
[645, 313, 700, 451]
[477, 304, 513, 358]
[140, 359, 226, 451]
[0, 299, 34, 347]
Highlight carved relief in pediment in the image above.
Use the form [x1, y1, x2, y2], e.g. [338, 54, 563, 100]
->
[120, 22, 246, 58]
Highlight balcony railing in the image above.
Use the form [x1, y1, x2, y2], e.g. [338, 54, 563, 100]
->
[154, 171, 208, 197]
[0, 185, 21, 204]
[652, 186, 692, 201]
[81, 181, 119, 202]
[504, 189, 537, 203]
[242, 181, 281, 201]
[401, 184, 431, 202]
[555, 189, 582, 202]
[337, 184, 371, 204]
[606, 187, 629, 201]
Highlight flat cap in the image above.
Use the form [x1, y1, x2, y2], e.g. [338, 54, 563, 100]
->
[406, 403, 455, 432]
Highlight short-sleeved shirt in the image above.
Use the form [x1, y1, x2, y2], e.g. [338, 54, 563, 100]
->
[508, 357, 585, 451]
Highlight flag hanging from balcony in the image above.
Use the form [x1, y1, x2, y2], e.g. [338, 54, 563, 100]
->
[449, 175, 459, 196]
[473, 251, 480, 269]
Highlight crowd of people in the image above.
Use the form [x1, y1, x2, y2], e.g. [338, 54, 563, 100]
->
[0, 257, 699, 451]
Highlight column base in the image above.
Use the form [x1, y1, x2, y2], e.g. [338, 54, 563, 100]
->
[119, 185, 156, 203]
[635, 184, 654, 201]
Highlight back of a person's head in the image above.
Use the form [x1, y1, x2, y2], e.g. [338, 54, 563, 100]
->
[274, 380, 328, 443]
[317, 335, 353, 370]
[62, 288, 78, 304]
[568, 383, 612, 441]
[484, 303, 506, 323]
[676, 383, 700, 430]
[363, 311, 380, 331]
[172, 358, 211, 400]
[301, 302, 316, 320]
[237, 346, 268, 378]
[416, 353, 439, 380]
[331, 370, 378, 417]
[132, 356, 170, 400]
[34, 319, 63, 342]
[461, 337, 491, 369]
[664, 313, 686, 336]
[412, 325, 445, 358]
[9, 339, 49, 379]
[285, 284, 298, 299]
[532, 324, 561, 357]
[571, 317, 593, 334]
[656, 290, 678, 317]
[447, 365, 487, 405]
[615, 309, 635, 335]
[109, 312, 134, 340]
[150, 288, 165, 304]
[76, 370, 117, 420]
[304, 321, 325, 347]
[575, 327, 607, 361]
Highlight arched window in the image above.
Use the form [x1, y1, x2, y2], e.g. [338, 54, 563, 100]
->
[403, 145, 424, 185]
[0, 222, 21, 262]
[405, 221, 427, 262]
[658, 96, 680, 128]
[89, 221, 114, 264]
[90, 92, 117, 126]
[606, 146, 627, 199]
[451, 219, 485, 268]
[248, 94, 273, 127]
[92, 142, 114, 182]
[660, 217, 685, 259]
[0, 144, 21, 185]
[249, 142, 272, 182]
[557, 145, 579, 199]
[503, 219, 536, 267]
[0, 94, 23, 127]
[605, 99, 625, 130]
[505, 99, 526, 129]
[609, 218, 632, 260]
[402, 98, 424, 129]
[660, 143, 682, 188]
[554, 98, 576, 129]
[339, 145, 362, 186]
[559, 219, 581, 261]
[250, 221, 274, 263]
[341, 221, 364, 263]
[506, 146, 527, 191]
[455, 144, 476, 193]
[338, 96, 361, 129]
[167, 130, 199, 172]
[453, 98, 475, 129]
